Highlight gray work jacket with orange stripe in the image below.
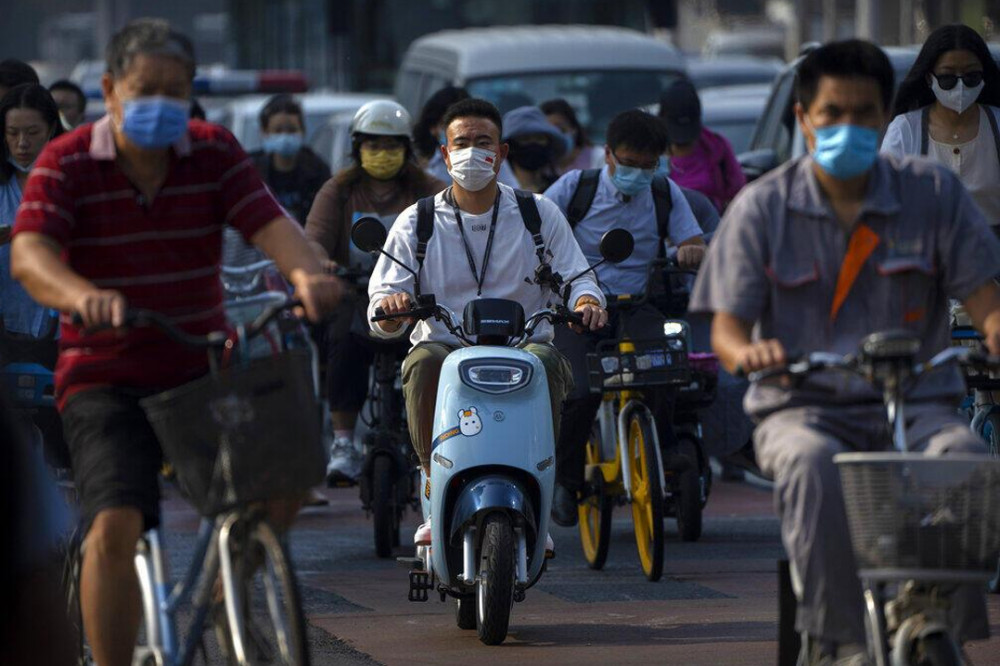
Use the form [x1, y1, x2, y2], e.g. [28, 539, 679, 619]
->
[689, 154, 1000, 419]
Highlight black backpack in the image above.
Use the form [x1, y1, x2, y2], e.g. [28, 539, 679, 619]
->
[413, 188, 548, 278]
[565, 169, 673, 251]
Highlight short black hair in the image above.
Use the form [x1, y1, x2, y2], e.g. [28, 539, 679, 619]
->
[0, 59, 39, 90]
[259, 93, 303, 130]
[795, 39, 894, 113]
[441, 98, 503, 140]
[540, 98, 590, 148]
[606, 109, 668, 155]
[48, 79, 86, 113]
[106, 18, 196, 79]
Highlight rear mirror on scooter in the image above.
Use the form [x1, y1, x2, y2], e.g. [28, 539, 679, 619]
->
[599, 229, 634, 264]
[351, 216, 388, 253]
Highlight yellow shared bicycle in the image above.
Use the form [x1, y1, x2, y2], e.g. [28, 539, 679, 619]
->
[577, 288, 692, 582]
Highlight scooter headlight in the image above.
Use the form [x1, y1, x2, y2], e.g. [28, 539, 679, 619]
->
[459, 359, 533, 394]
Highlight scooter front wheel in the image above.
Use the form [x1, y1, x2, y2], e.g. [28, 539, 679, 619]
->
[628, 414, 664, 582]
[476, 512, 516, 645]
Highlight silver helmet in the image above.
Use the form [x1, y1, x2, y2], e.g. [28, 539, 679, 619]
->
[350, 100, 412, 138]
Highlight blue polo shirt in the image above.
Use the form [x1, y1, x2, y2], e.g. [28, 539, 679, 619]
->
[544, 166, 702, 295]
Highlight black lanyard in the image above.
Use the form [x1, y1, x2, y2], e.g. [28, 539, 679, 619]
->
[447, 187, 501, 296]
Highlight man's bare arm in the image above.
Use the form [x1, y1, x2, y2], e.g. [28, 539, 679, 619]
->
[712, 310, 786, 375]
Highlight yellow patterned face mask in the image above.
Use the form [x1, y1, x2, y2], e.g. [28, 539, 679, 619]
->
[360, 147, 406, 180]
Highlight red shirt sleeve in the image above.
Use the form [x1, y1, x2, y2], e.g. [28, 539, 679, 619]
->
[13, 142, 76, 246]
[214, 127, 287, 241]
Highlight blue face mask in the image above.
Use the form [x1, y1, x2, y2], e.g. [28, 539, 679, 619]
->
[120, 96, 189, 149]
[808, 122, 879, 180]
[654, 155, 670, 177]
[7, 156, 34, 173]
[262, 133, 303, 157]
[611, 161, 655, 197]
[561, 130, 576, 154]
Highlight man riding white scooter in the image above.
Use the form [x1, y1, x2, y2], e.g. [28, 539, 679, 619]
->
[367, 98, 608, 550]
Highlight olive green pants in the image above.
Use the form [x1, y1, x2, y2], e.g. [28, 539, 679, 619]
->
[401, 342, 573, 467]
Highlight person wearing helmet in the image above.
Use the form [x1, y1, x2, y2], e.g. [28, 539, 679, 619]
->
[249, 94, 331, 225]
[306, 100, 445, 483]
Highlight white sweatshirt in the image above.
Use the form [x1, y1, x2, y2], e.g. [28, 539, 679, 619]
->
[367, 183, 605, 346]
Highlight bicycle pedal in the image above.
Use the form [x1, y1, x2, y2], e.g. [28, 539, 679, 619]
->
[397, 556, 422, 569]
[408, 570, 432, 602]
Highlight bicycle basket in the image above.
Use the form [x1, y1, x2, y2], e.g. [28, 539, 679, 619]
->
[835, 452, 1000, 583]
[586, 338, 690, 393]
[140, 350, 323, 516]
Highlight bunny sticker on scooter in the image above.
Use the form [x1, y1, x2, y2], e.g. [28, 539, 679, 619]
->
[432, 406, 484, 448]
[458, 407, 483, 436]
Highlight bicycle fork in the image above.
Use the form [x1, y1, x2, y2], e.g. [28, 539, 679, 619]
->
[135, 530, 176, 663]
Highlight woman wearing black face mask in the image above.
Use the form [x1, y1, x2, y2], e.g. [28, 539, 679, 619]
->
[883, 24, 1000, 229]
[502, 106, 567, 193]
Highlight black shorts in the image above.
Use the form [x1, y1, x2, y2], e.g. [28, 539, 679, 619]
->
[62, 387, 163, 532]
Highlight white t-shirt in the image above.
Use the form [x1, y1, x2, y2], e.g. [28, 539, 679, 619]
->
[368, 183, 604, 346]
[882, 105, 1000, 225]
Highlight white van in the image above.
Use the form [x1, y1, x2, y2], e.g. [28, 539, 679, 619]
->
[395, 25, 686, 143]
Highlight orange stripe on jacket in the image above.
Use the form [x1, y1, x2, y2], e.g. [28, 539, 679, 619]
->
[830, 224, 880, 323]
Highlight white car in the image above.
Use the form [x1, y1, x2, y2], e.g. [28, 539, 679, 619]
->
[225, 92, 390, 153]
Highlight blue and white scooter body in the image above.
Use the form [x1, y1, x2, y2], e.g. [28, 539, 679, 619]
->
[425, 345, 555, 589]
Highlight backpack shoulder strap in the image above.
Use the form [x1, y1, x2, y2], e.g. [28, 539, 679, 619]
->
[514, 189, 546, 261]
[651, 174, 673, 250]
[985, 106, 1000, 166]
[415, 194, 436, 273]
[565, 169, 601, 228]
[920, 106, 930, 156]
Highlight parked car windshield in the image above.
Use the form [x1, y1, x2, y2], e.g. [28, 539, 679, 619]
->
[467, 70, 684, 144]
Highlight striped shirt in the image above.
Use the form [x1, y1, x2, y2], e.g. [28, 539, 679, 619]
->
[14, 116, 284, 406]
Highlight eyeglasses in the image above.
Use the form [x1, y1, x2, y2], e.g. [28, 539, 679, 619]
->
[612, 152, 658, 171]
[933, 71, 984, 90]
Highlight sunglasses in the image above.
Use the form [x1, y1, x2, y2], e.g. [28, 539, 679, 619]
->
[933, 71, 984, 90]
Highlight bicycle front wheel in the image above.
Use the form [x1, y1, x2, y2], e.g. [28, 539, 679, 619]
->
[628, 413, 664, 582]
[226, 518, 309, 666]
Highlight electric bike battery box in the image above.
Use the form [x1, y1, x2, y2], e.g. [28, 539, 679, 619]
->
[463, 299, 526, 339]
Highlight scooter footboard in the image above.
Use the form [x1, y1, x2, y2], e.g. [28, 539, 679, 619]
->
[448, 474, 537, 545]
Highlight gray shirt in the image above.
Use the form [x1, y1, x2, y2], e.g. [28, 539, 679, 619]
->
[689, 154, 1000, 417]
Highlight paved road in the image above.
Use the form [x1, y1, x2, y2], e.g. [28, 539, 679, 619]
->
[161, 476, 1000, 665]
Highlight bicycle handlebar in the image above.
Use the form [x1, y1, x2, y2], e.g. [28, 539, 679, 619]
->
[604, 258, 697, 311]
[71, 298, 303, 349]
[744, 347, 1000, 384]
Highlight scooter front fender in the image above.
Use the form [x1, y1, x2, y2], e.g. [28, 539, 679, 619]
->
[449, 474, 537, 544]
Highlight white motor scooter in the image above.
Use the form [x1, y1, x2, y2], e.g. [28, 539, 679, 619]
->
[352, 217, 633, 644]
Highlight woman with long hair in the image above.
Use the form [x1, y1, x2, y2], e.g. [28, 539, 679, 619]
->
[305, 100, 445, 482]
[882, 24, 1000, 227]
[0, 84, 63, 364]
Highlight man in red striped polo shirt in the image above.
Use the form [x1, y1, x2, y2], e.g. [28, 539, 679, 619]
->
[11, 20, 341, 666]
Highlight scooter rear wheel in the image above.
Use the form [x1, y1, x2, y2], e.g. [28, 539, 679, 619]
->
[476, 512, 516, 645]
[628, 414, 663, 582]
[455, 597, 476, 630]
[579, 426, 613, 570]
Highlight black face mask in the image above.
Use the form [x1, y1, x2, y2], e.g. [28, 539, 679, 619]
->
[508, 143, 553, 171]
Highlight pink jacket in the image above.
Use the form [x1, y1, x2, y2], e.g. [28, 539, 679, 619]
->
[668, 128, 746, 213]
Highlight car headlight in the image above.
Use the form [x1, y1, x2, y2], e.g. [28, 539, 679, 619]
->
[459, 360, 533, 394]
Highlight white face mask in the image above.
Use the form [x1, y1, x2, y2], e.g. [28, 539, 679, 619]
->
[447, 147, 498, 192]
[931, 76, 984, 114]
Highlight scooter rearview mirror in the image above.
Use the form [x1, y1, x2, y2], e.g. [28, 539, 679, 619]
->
[351, 216, 388, 253]
[599, 228, 634, 264]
